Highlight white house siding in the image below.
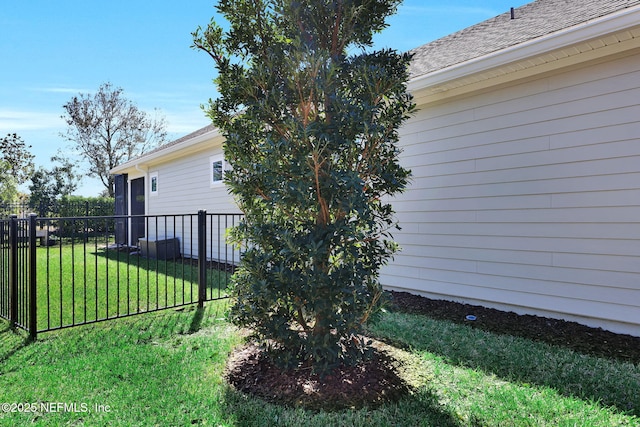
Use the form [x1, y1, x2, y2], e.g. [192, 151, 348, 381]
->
[382, 52, 640, 335]
[144, 145, 241, 263]
[146, 147, 236, 215]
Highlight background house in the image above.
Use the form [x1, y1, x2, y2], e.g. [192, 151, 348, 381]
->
[111, 0, 640, 336]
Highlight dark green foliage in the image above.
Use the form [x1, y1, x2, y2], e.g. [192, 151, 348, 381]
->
[0, 133, 34, 202]
[193, 0, 413, 373]
[0, 133, 34, 185]
[29, 154, 81, 212]
[45, 196, 115, 238]
[55, 195, 114, 218]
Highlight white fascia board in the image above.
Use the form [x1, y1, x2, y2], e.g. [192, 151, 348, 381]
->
[408, 5, 640, 93]
[110, 126, 223, 175]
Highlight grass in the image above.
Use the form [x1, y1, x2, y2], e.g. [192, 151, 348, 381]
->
[1, 300, 638, 426]
[369, 311, 640, 426]
[32, 244, 231, 331]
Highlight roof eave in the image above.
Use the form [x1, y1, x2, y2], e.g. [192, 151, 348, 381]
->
[110, 126, 223, 175]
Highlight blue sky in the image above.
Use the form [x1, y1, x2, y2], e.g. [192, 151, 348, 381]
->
[0, 0, 528, 196]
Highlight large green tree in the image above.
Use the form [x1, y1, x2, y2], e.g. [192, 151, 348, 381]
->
[194, 0, 413, 372]
[61, 82, 167, 197]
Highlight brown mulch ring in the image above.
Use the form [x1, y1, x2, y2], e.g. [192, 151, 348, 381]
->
[224, 340, 412, 411]
[225, 291, 640, 411]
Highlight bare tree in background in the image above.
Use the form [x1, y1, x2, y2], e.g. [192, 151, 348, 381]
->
[61, 82, 167, 197]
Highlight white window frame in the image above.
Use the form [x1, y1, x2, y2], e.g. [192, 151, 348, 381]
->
[149, 171, 159, 196]
[209, 155, 225, 187]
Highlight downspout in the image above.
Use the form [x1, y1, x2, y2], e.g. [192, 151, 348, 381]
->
[134, 163, 148, 174]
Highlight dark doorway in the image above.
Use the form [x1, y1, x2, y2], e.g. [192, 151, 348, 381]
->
[114, 174, 128, 245]
[130, 177, 146, 246]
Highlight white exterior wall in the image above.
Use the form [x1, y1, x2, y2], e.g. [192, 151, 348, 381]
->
[382, 53, 640, 335]
[144, 144, 241, 262]
[147, 146, 236, 215]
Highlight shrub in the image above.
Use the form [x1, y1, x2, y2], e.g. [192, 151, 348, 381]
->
[194, 0, 413, 373]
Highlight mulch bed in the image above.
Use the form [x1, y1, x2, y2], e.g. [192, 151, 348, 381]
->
[389, 290, 640, 365]
[225, 291, 640, 410]
[224, 341, 411, 411]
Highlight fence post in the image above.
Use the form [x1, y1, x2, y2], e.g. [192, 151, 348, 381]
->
[9, 215, 18, 328]
[28, 213, 37, 340]
[197, 210, 207, 308]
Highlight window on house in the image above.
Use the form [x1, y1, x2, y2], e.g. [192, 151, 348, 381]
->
[150, 172, 158, 195]
[210, 155, 224, 186]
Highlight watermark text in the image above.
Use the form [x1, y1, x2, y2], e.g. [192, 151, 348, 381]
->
[1, 402, 111, 414]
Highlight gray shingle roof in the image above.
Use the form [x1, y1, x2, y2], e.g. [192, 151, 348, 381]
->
[409, 0, 640, 78]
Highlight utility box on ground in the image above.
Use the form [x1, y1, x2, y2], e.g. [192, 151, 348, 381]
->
[138, 237, 180, 260]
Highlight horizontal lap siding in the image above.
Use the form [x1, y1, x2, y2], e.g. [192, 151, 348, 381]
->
[383, 54, 640, 335]
[147, 147, 240, 262]
[148, 148, 236, 216]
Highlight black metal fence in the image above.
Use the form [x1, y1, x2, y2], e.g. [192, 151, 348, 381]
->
[0, 211, 242, 338]
[0, 215, 36, 337]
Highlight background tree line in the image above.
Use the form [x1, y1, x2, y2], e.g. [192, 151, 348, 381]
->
[1, 82, 167, 210]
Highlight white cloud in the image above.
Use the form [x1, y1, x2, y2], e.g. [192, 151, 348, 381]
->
[142, 89, 215, 136]
[163, 110, 211, 135]
[30, 86, 93, 94]
[0, 109, 63, 132]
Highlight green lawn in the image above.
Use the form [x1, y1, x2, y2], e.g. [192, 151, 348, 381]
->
[1, 300, 638, 426]
[33, 244, 231, 331]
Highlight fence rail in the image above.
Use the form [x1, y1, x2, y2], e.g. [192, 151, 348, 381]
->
[0, 211, 242, 338]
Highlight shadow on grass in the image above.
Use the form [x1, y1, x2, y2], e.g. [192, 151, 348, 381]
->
[95, 247, 234, 291]
[388, 291, 640, 365]
[369, 312, 640, 418]
[31, 244, 231, 331]
[188, 306, 205, 334]
[1, 301, 229, 369]
[0, 321, 31, 365]
[220, 383, 468, 427]
[122, 301, 228, 343]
